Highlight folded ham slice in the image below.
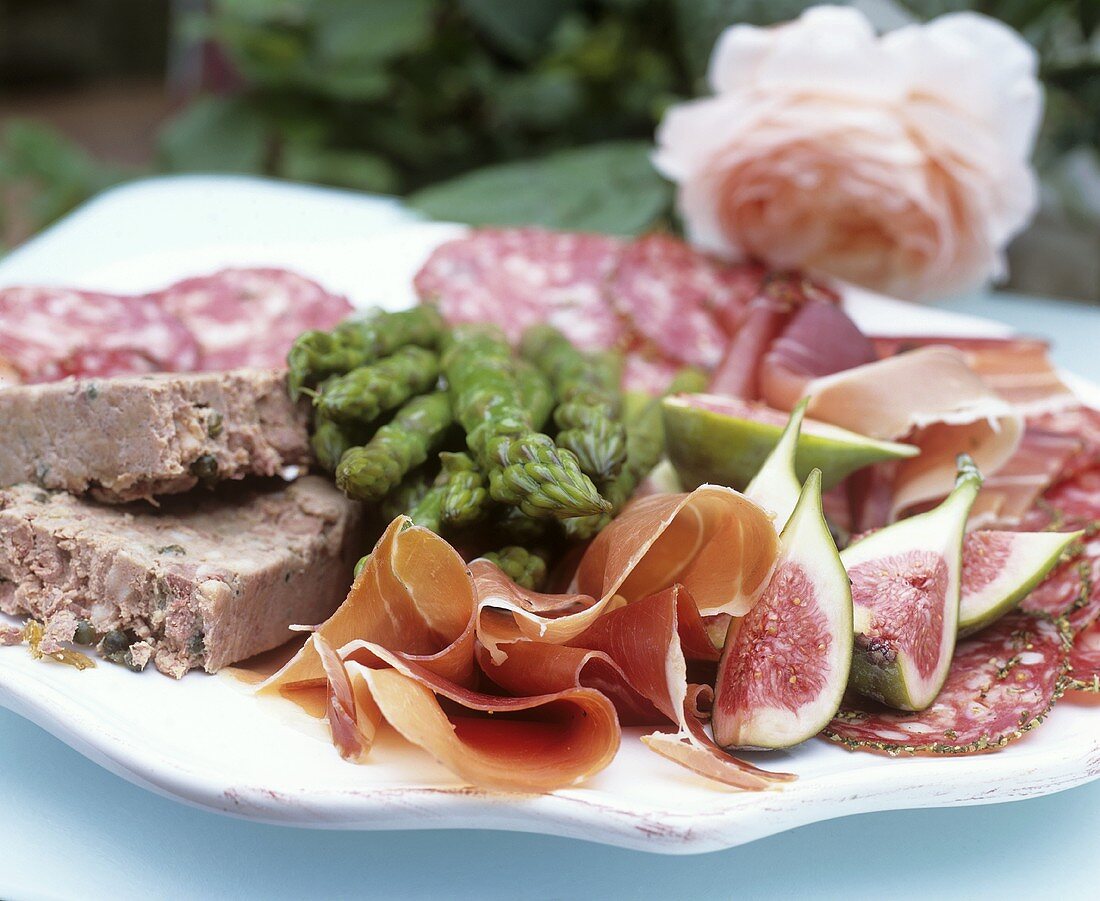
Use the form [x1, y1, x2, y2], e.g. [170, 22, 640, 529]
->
[263, 518, 478, 691]
[969, 426, 1084, 526]
[872, 336, 1075, 414]
[474, 485, 778, 662]
[261, 488, 788, 792]
[763, 346, 1021, 517]
[758, 299, 877, 410]
[346, 649, 621, 793]
[479, 586, 793, 790]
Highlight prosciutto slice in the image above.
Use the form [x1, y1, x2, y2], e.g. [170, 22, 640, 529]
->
[345, 649, 621, 793]
[775, 347, 1022, 517]
[758, 299, 878, 411]
[475, 485, 779, 661]
[262, 490, 789, 792]
[871, 336, 1075, 414]
[969, 426, 1084, 526]
[708, 272, 841, 399]
[709, 297, 793, 398]
[261, 517, 478, 692]
[480, 586, 793, 789]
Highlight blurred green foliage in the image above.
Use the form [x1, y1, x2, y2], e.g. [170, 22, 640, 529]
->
[1, 0, 1097, 241]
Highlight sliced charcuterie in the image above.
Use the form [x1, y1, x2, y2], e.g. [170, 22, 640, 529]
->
[153, 267, 352, 370]
[1019, 554, 1090, 621]
[824, 613, 1069, 755]
[414, 228, 627, 351]
[871, 336, 1075, 413]
[1042, 467, 1100, 529]
[1068, 618, 1100, 691]
[0, 286, 200, 382]
[606, 235, 736, 369]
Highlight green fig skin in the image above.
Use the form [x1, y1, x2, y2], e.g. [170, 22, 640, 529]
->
[662, 395, 918, 493]
[957, 530, 1084, 637]
[845, 457, 982, 712]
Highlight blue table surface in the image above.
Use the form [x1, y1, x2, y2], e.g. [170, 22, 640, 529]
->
[1, 204, 1098, 901]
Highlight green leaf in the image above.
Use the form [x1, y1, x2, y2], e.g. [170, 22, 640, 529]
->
[459, 0, 580, 61]
[279, 142, 400, 193]
[0, 121, 129, 233]
[489, 70, 584, 130]
[313, 0, 434, 66]
[408, 140, 672, 235]
[310, 65, 392, 101]
[158, 96, 270, 173]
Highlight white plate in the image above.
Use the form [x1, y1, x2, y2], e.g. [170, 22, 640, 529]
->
[1, 177, 1098, 855]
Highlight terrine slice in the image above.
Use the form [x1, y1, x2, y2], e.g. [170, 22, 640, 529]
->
[0, 476, 365, 677]
[0, 368, 310, 503]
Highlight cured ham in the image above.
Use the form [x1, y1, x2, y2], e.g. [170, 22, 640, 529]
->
[1028, 406, 1100, 480]
[262, 488, 791, 792]
[263, 518, 478, 691]
[475, 485, 778, 661]
[871, 336, 1075, 414]
[709, 297, 793, 398]
[969, 426, 1083, 526]
[777, 347, 1022, 517]
[480, 586, 791, 789]
[346, 650, 621, 793]
[708, 272, 841, 399]
[758, 299, 878, 412]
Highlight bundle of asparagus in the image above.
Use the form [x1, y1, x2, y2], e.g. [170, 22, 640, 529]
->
[288, 309, 683, 589]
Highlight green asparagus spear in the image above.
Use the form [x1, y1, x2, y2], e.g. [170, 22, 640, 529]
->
[310, 414, 360, 473]
[317, 345, 440, 426]
[589, 350, 625, 393]
[515, 360, 554, 430]
[406, 452, 479, 532]
[443, 326, 609, 520]
[563, 391, 665, 540]
[439, 453, 492, 527]
[479, 545, 549, 591]
[353, 554, 370, 578]
[336, 392, 454, 502]
[379, 467, 434, 523]
[287, 306, 445, 400]
[521, 324, 627, 484]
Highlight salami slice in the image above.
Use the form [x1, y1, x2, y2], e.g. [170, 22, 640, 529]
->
[823, 614, 1068, 755]
[414, 229, 626, 351]
[621, 350, 682, 395]
[606, 235, 740, 369]
[153, 268, 352, 370]
[1064, 536, 1100, 632]
[1068, 618, 1100, 690]
[1020, 554, 1089, 620]
[1042, 467, 1100, 530]
[0, 286, 200, 383]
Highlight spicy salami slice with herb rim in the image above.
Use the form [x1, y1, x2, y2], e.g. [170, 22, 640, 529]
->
[1042, 467, 1100, 530]
[0, 286, 200, 382]
[1068, 619, 1100, 691]
[1019, 553, 1090, 620]
[414, 228, 627, 351]
[823, 614, 1069, 755]
[153, 267, 352, 370]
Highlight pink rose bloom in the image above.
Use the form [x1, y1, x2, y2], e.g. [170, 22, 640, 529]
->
[654, 6, 1042, 299]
